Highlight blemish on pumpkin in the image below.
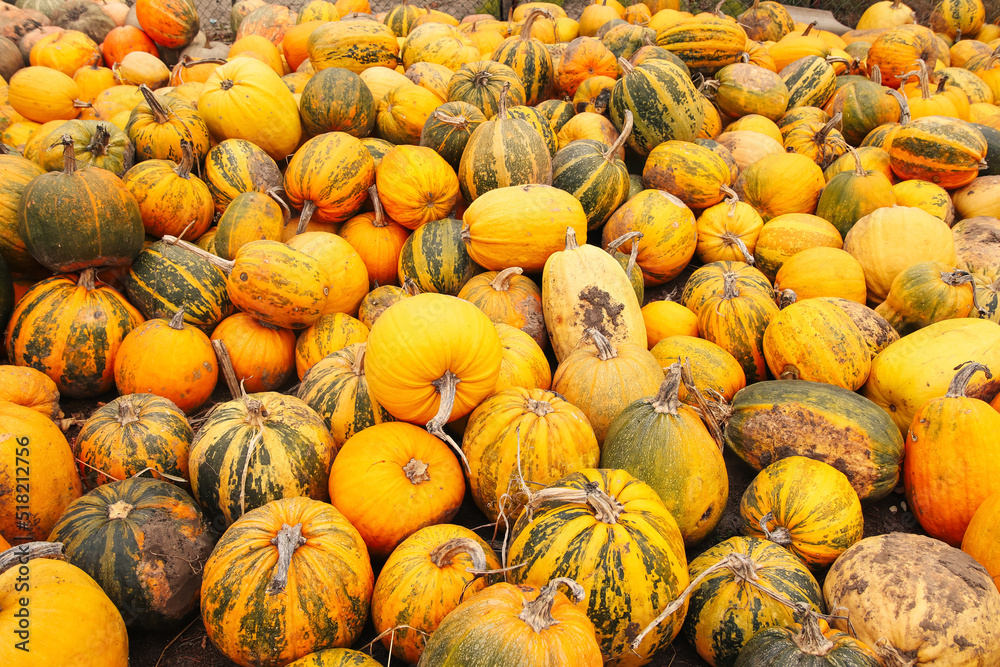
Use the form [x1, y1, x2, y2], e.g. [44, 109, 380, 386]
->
[576, 285, 624, 336]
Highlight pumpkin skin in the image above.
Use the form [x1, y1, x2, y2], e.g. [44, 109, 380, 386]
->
[211, 314, 295, 393]
[375, 83, 442, 146]
[328, 421, 465, 560]
[726, 380, 905, 501]
[204, 138, 282, 215]
[298, 67, 375, 138]
[550, 133, 631, 231]
[0, 400, 83, 543]
[684, 537, 825, 667]
[655, 14, 748, 76]
[904, 363, 1000, 546]
[124, 239, 233, 334]
[762, 298, 871, 390]
[308, 19, 399, 73]
[888, 114, 987, 189]
[285, 232, 368, 318]
[733, 611, 881, 667]
[462, 387, 599, 522]
[601, 366, 728, 546]
[73, 393, 192, 487]
[953, 215, 1000, 284]
[126, 87, 211, 164]
[824, 533, 1000, 667]
[555, 36, 617, 97]
[7, 66, 82, 124]
[294, 313, 369, 380]
[122, 146, 214, 240]
[371, 524, 502, 664]
[200, 497, 373, 667]
[493, 10, 555, 106]
[420, 102, 486, 171]
[774, 247, 867, 304]
[214, 191, 285, 262]
[963, 490, 1000, 591]
[681, 261, 774, 317]
[34, 119, 135, 177]
[286, 649, 382, 667]
[284, 132, 375, 230]
[642, 139, 732, 210]
[18, 141, 144, 273]
[815, 148, 897, 238]
[875, 262, 976, 336]
[0, 151, 44, 272]
[135, 0, 198, 49]
[0, 365, 61, 419]
[446, 60, 526, 120]
[365, 292, 502, 425]
[47, 478, 214, 628]
[507, 469, 689, 667]
[650, 335, 746, 404]
[376, 145, 459, 230]
[0, 547, 127, 666]
[397, 217, 479, 296]
[457, 267, 546, 348]
[820, 297, 900, 358]
[6, 270, 144, 399]
[735, 152, 826, 222]
[740, 456, 863, 570]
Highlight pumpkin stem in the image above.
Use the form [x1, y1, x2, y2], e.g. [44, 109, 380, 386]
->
[426, 370, 472, 474]
[403, 457, 431, 484]
[517, 577, 586, 633]
[650, 363, 683, 416]
[721, 270, 740, 300]
[679, 360, 727, 450]
[351, 342, 367, 376]
[720, 232, 755, 265]
[297, 200, 317, 235]
[428, 537, 489, 571]
[212, 339, 243, 401]
[87, 124, 111, 158]
[584, 327, 617, 361]
[175, 140, 196, 179]
[368, 185, 388, 228]
[945, 361, 992, 399]
[161, 236, 235, 274]
[606, 231, 643, 276]
[802, 21, 816, 36]
[138, 84, 170, 124]
[901, 60, 931, 100]
[776, 288, 798, 309]
[520, 8, 551, 40]
[431, 110, 470, 131]
[266, 523, 307, 596]
[875, 639, 918, 667]
[116, 395, 141, 427]
[790, 607, 837, 656]
[604, 109, 632, 162]
[758, 511, 793, 546]
[869, 64, 882, 86]
[266, 188, 292, 226]
[618, 56, 635, 75]
[497, 81, 511, 119]
[0, 143, 13, 156]
[563, 226, 580, 251]
[78, 268, 97, 291]
[523, 480, 624, 525]
[168, 307, 186, 330]
[58, 134, 77, 175]
[885, 88, 911, 125]
[489, 266, 523, 291]
[815, 112, 843, 145]
[525, 397, 554, 416]
[107, 500, 134, 521]
[0, 542, 66, 576]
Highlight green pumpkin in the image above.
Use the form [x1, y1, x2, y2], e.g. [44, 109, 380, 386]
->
[827, 77, 900, 147]
[973, 122, 1000, 176]
[397, 217, 480, 295]
[125, 239, 233, 333]
[535, 98, 576, 134]
[506, 104, 558, 156]
[551, 128, 630, 230]
[36, 120, 135, 177]
[724, 380, 905, 501]
[298, 67, 375, 138]
[492, 10, 555, 106]
[815, 147, 896, 236]
[780, 55, 838, 109]
[419, 101, 486, 170]
[734, 610, 881, 667]
[47, 478, 215, 628]
[602, 23, 655, 62]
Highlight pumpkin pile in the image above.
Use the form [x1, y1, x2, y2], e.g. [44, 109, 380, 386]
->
[2, 0, 1000, 665]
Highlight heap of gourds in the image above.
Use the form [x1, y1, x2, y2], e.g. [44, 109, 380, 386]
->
[2, 0, 1000, 665]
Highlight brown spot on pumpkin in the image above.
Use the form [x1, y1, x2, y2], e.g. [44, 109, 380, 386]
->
[576, 286, 624, 337]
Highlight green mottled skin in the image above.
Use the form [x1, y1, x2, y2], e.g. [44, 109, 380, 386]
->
[125, 240, 233, 332]
[307, 21, 399, 72]
[457, 109, 552, 202]
[446, 61, 526, 119]
[397, 217, 480, 295]
[552, 140, 630, 230]
[287, 649, 383, 667]
[419, 101, 486, 170]
[283, 133, 375, 225]
[299, 68, 375, 138]
[681, 261, 774, 317]
[888, 117, 988, 187]
[697, 287, 779, 384]
[602, 23, 653, 62]
[827, 79, 900, 146]
[204, 139, 282, 214]
[506, 105, 558, 156]
[781, 56, 837, 110]
[734, 626, 881, 667]
[48, 478, 214, 628]
[655, 19, 746, 74]
[535, 99, 576, 134]
[493, 35, 554, 107]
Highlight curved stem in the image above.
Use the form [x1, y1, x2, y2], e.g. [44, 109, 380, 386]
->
[518, 577, 586, 633]
[721, 232, 755, 264]
[297, 200, 317, 234]
[138, 83, 170, 124]
[431, 110, 470, 130]
[267, 188, 291, 226]
[162, 235, 235, 273]
[0, 542, 65, 576]
[945, 361, 991, 398]
[212, 339, 242, 401]
[489, 267, 523, 292]
[426, 370, 471, 474]
[618, 56, 634, 75]
[429, 537, 488, 571]
[869, 64, 882, 86]
[168, 308, 186, 331]
[78, 268, 97, 291]
[87, 124, 111, 158]
[584, 327, 617, 361]
[815, 112, 843, 144]
[875, 640, 918, 667]
[607, 231, 642, 276]
[886, 88, 911, 125]
[650, 363, 683, 415]
[524, 480, 624, 524]
[604, 109, 632, 161]
[351, 342, 367, 376]
[791, 607, 836, 656]
[368, 185, 387, 227]
[520, 8, 551, 40]
[497, 81, 511, 119]
[266, 523, 307, 596]
[59, 135, 76, 175]
[759, 511, 793, 546]
[174, 140, 195, 179]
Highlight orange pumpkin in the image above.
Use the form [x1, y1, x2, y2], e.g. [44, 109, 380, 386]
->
[294, 313, 369, 380]
[134, 0, 199, 49]
[285, 232, 369, 317]
[210, 313, 296, 393]
[963, 490, 1000, 591]
[375, 145, 459, 229]
[494, 322, 552, 392]
[338, 186, 411, 288]
[456, 267, 546, 349]
[284, 132, 375, 231]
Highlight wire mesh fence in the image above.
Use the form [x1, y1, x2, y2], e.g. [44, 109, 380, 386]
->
[200, 0, 1000, 41]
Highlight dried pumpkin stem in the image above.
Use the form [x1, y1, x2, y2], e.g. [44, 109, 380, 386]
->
[563, 226, 580, 251]
[59, 134, 77, 175]
[679, 358, 726, 450]
[161, 235, 235, 273]
[885, 88, 911, 125]
[0, 542, 65, 576]
[875, 639, 917, 667]
[776, 288, 798, 309]
[525, 397, 553, 417]
[212, 339, 242, 401]
[168, 307, 186, 331]
[946, 361, 992, 398]
[266, 523, 306, 596]
[759, 511, 793, 546]
[791, 607, 836, 656]
[431, 110, 470, 130]
[869, 64, 882, 86]
[604, 109, 632, 161]
[497, 81, 511, 119]
[489, 266, 523, 291]
[117, 395, 141, 427]
[107, 500, 134, 520]
[651, 363, 684, 415]
[426, 371, 472, 474]
[429, 537, 489, 571]
[520, 8, 552, 40]
[138, 84, 170, 124]
[266, 188, 291, 226]
[297, 200, 317, 234]
[583, 327, 618, 361]
[87, 124, 111, 158]
[237, 413, 266, 519]
[368, 185, 388, 227]
[720, 232, 755, 264]
[403, 457, 431, 484]
[607, 231, 643, 276]
[524, 480, 623, 525]
[78, 269, 97, 291]
[351, 342, 367, 376]
[518, 577, 586, 633]
[175, 140, 195, 179]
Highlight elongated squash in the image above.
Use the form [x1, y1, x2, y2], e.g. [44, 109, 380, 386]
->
[725, 380, 904, 501]
[542, 227, 646, 362]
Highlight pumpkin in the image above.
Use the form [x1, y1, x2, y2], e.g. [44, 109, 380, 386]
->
[963, 490, 1000, 591]
[375, 145, 459, 229]
[447, 60, 526, 119]
[738, 0, 794, 42]
[655, 14, 747, 75]
[641, 299, 698, 347]
[681, 261, 773, 316]
[781, 55, 839, 111]
[953, 215, 1000, 284]
[375, 82, 441, 146]
[708, 62, 790, 120]
[404, 61, 454, 101]
[642, 138, 732, 210]
[763, 298, 871, 389]
[0, 543, 127, 664]
[328, 421, 464, 559]
[6, 269, 143, 398]
[395, 216, 478, 296]
[29, 29, 101, 77]
[213, 191, 285, 262]
[287, 649, 382, 667]
[211, 314, 295, 393]
[285, 232, 368, 317]
[875, 262, 977, 335]
[734, 608, 881, 667]
[73, 393, 192, 487]
[740, 456, 863, 569]
[735, 151, 826, 222]
[204, 138, 282, 215]
[815, 144, 897, 237]
[371, 524, 501, 663]
[293, 313, 368, 380]
[122, 142, 213, 239]
[284, 135, 374, 233]
[681, 536, 825, 667]
[7, 65, 82, 124]
[866, 24, 941, 89]
[0, 149, 44, 272]
[296, 67, 375, 138]
[18, 136, 143, 273]
[650, 335, 746, 404]
[930, 0, 986, 39]
[843, 205, 957, 304]
[200, 497, 373, 667]
[33, 119, 134, 177]
[554, 36, 617, 97]
[492, 9, 554, 105]
[493, 322, 551, 391]
[821, 297, 900, 358]
[826, 76, 901, 147]
[308, 19, 399, 73]
[857, 1, 916, 30]
[48, 477, 214, 627]
[824, 533, 1000, 667]
[0, 365, 60, 419]
[726, 380, 905, 501]
[134, 0, 197, 48]
[601, 363, 727, 545]
[338, 186, 410, 289]
[461, 184, 587, 272]
[457, 266, 546, 347]
[233, 3, 295, 45]
[124, 238, 232, 333]
[419, 102, 486, 170]
[888, 114, 987, 188]
[506, 469, 688, 666]
[0, 400, 82, 543]
[101, 25, 159, 68]
[953, 176, 1000, 225]
[773, 247, 866, 304]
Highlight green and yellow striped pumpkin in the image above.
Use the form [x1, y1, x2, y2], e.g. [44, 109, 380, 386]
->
[307, 20, 400, 73]
[492, 9, 555, 106]
[609, 58, 705, 157]
[294, 313, 369, 380]
[780, 55, 838, 109]
[298, 67, 376, 138]
[48, 478, 215, 628]
[287, 649, 382, 667]
[643, 139, 733, 209]
[681, 261, 773, 316]
[200, 496, 373, 667]
[535, 98, 575, 133]
[505, 104, 558, 156]
[284, 132, 376, 229]
[507, 468, 689, 667]
[725, 380, 905, 501]
[384, 1, 427, 38]
[446, 60, 526, 119]
[397, 217, 480, 295]
[297, 342, 394, 450]
[0, 150, 45, 272]
[684, 536, 825, 667]
[204, 138, 282, 215]
[188, 392, 337, 527]
[457, 88, 552, 202]
[419, 102, 486, 170]
[888, 115, 988, 188]
[655, 15, 747, 75]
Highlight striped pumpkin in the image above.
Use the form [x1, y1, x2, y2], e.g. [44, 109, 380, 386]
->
[287, 650, 382, 667]
[284, 232, 369, 317]
[48, 478, 214, 628]
[294, 313, 369, 380]
[419, 103, 486, 170]
[307, 20, 399, 73]
[505, 105, 558, 156]
[226, 240, 329, 329]
[684, 536, 825, 667]
[446, 60, 526, 119]
[126, 86, 211, 164]
[213, 191, 285, 262]
[888, 115, 988, 188]
[204, 139, 282, 215]
[708, 63, 789, 121]
[726, 380, 905, 500]
[507, 468, 689, 667]
[297, 342, 394, 450]
[200, 497, 373, 666]
[643, 139, 732, 209]
[681, 261, 773, 316]
[655, 15, 747, 75]
[535, 98, 575, 132]
[610, 58, 705, 157]
[284, 132, 375, 231]
[385, 1, 428, 38]
[492, 9, 555, 106]
[457, 87, 552, 202]
[6, 270, 144, 398]
[122, 143, 215, 240]
[0, 150, 44, 272]
[739, 456, 864, 569]
[399, 23, 478, 71]
[456, 267, 546, 348]
[73, 393, 193, 487]
[188, 392, 337, 527]
[780, 55, 838, 109]
[650, 335, 746, 403]
[298, 67, 376, 138]
[397, 217, 480, 296]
